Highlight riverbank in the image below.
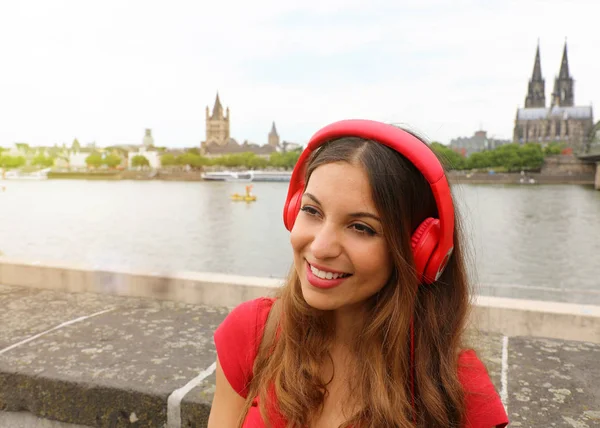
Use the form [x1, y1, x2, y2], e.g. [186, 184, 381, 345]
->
[48, 170, 204, 181]
[40, 169, 598, 185]
[448, 171, 595, 185]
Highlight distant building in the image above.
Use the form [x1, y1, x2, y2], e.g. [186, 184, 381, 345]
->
[200, 93, 280, 158]
[281, 141, 303, 153]
[68, 153, 88, 169]
[204, 93, 230, 146]
[268, 122, 280, 148]
[142, 129, 154, 148]
[125, 129, 161, 169]
[449, 130, 510, 157]
[513, 41, 594, 152]
[128, 146, 161, 169]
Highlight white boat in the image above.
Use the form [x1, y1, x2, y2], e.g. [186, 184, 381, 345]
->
[1, 168, 50, 180]
[519, 177, 536, 184]
[249, 171, 291, 182]
[201, 170, 291, 182]
[201, 171, 253, 182]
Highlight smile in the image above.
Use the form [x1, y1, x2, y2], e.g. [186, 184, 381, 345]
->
[305, 261, 352, 289]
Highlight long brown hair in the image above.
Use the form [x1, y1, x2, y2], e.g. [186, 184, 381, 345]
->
[239, 136, 471, 427]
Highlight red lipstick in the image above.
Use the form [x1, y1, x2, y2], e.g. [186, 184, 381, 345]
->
[305, 261, 351, 289]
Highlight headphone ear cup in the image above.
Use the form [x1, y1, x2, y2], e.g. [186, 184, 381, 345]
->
[411, 218, 440, 284]
[284, 190, 303, 231]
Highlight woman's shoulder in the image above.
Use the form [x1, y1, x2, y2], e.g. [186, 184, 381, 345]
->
[220, 297, 275, 328]
[458, 349, 508, 428]
[214, 297, 276, 348]
[213, 297, 276, 398]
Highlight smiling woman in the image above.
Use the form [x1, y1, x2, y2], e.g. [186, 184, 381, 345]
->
[208, 120, 508, 428]
[291, 161, 393, 313]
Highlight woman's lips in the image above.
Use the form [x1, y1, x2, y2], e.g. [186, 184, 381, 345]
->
[305, 261, 352, 289]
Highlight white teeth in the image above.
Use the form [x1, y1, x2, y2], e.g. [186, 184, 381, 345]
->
[309, 264, 348, 280]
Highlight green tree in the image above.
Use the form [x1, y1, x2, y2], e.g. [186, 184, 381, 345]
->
[131, 155, 150, 168]
[467, 152, 492, 169]
[490, 144, 520, 170]
[248, 156, 268, 169]
[0, 156, 26, 169]
[160, 153, 177, 166]
[177, 152, 207, 169]
[268, 149, 301, 169]
[103, 154, 122, 168]
[71, 139, 81, 152]
[544, 142, 565, 156]
[85, 152, 103, 168]
[32, 155, 55, 168]
[430, 142, 466, 170]
[519, 143, 544, 170]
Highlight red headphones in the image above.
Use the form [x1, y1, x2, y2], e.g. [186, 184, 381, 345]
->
[283, 119, 455, 284]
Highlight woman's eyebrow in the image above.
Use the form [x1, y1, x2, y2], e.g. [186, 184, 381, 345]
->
[303, 193, 381, 223]
[303, 192, 321, 205]
[348, 212, 381, 223]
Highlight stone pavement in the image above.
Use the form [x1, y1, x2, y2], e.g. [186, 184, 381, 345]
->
[0, 283, 599, 427]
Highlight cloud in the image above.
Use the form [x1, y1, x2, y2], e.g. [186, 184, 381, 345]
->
[0, 0, 598, 148]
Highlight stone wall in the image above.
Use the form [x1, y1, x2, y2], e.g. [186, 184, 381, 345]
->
[0, 257, 598, 344]
[541, 154, 596, 175]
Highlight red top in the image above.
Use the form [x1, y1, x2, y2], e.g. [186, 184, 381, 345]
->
[214, 298, 508, 428]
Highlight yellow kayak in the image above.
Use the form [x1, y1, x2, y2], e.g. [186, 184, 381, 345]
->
[230, 193, 257, 202]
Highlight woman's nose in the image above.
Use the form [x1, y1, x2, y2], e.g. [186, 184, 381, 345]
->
[310, 223, 342, 260]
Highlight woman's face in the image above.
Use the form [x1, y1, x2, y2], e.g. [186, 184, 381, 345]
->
[290, 161, 393, 313]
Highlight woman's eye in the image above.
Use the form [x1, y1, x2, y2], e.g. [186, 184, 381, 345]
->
[300, 206, 319, 216]
[351, 223, 376, 236]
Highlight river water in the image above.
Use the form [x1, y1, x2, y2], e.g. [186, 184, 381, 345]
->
[0, 180, 599, 304]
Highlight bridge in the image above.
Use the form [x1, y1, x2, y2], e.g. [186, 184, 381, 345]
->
[578, 145, 600, 190]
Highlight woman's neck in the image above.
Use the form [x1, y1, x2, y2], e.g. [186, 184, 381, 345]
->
[332, 304, 367, 347]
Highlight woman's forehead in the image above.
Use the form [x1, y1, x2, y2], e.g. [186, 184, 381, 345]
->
[305, 162, 376, 208]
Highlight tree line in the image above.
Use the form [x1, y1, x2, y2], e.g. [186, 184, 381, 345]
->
[159, 149, 302, 170]
[429, 142, 567, 172]
[1, 141, 568, 172]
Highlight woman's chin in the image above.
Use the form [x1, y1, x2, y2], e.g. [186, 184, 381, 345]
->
[300, 281, 339, 311]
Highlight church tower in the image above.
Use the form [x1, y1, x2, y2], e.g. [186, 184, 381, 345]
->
[551, 41, 574, 107]
[524, 42, 546, 108]
[268, 122, 280, 147]
[142, 128, 154, 148]
[205, 92, 230, 146]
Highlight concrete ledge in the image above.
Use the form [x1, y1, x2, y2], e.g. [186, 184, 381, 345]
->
[1, 284, 599, 427]
[472, 295, 600, 344]
[1, 257, 599, 343]
[0, 284, 227, 427]
[0, 257, 282, 308]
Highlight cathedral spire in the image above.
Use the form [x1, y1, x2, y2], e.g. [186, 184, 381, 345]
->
[558, 40, 570, 79]
[524, 42, 545, 108]
[212, 92, 223, 118]
[551, 39, 574, 107]
[531, 41, 543, 82]
[269, 121, 278, 136]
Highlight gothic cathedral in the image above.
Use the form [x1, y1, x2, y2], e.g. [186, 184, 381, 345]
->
[513, 42, 594, 152]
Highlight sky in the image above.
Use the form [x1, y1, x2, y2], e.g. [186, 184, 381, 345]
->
[0, 0, 598, 149]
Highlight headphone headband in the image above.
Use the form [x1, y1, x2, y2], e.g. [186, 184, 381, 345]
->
[283, 119, 455, 283]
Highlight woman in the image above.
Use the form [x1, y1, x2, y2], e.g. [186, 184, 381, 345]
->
[208, 120, 508, 427]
